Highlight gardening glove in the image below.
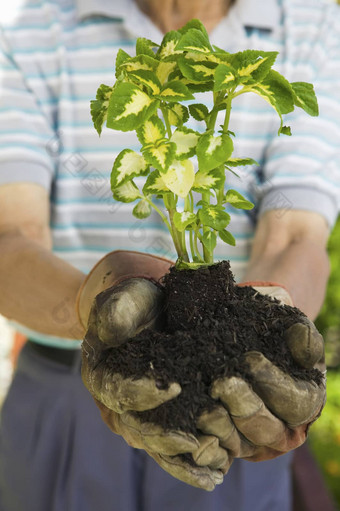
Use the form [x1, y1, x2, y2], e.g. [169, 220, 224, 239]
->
[78, 250, 229, 491]
[198, 282, 326, 462]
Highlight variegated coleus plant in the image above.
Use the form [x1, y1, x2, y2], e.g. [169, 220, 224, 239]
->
[91, 19, 318, 269]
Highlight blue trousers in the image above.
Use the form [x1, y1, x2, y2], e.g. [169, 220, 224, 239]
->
[0, 342, 293, 511]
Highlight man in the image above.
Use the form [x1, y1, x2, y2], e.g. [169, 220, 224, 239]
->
[0, 0, 339, 510]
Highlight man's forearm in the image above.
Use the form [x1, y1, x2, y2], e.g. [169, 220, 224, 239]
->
[242, 210, 330, 320]
[0, 230, 86, 339]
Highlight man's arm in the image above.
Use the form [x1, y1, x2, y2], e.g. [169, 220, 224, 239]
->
[242, 209, 330, 320]
[0, 182, 86, 339]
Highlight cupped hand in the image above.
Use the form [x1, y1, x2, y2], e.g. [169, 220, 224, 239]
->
[82, 277, 231, 490]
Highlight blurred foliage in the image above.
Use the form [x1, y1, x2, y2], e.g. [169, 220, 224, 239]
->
[310, 217, 340, 508]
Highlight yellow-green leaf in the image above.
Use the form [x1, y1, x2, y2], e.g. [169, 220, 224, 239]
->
[224, 189, 254, 210]
[171, 127, 199, 160]
[198, 204, 230, 231]
[111, 149, 148, 187]
[143, 170, 170, 195]
[157, 81, 194, 102]
[197, 132, 234, 172]
[90, 84, 114, 135]
[107, 82, 158, 131]
[129, 70, 161, 95]
[142, 140, 176, 173]
[133, 199, 152, 219]
[192, 168, 224, 192]
[162, 159, 195, 198]
[136, 116, 166, 146]
[173, 211, 196, 232]
[112, 181, 140, 203]
[166, 103, 189, 127]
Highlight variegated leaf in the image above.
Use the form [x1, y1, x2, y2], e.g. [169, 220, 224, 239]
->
[129, 70, 162, 95]
[176, 28, 213, 54]
[111, 149, 148, 187]
[224, 189, 254, 210]
[136, 37, 159, 58]
[143, 170, 170, 195]
[198, 204, 230, 231]
[142, 140, 176, 173]
[133, 199, 152, 219]
[136, 116, 166, 146]
[156, 61, 177, 84]
[219, 229, 236, 246]
[230, 50, 278, 83]
[214, 63, 237, 91]
[90, 84, 114, 136]
[197, 132, 234, 172]
[173, 211, 196, 232]
[166, 103, 189, 127]
[170, 127, 199, 160]
[189, 103, 209, 122]
[119, 54, 159, 73]
[192, 168, 224, 193]
[157, 30, 182, 59]
[157, 81, 194, 102]
[178, 57, 217, 83]
[162, 159, 195, 198]
[107, 82, 159, 131]
[112, 181, 140, 203]
[115, 49, 131, 78]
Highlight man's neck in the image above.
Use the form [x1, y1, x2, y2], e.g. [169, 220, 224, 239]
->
[135, 0, 234, 34]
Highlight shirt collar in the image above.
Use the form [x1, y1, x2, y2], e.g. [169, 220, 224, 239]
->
[75, 0, 281, 32]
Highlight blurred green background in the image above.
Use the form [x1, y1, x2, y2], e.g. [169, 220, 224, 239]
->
[309, 217, 340, 507]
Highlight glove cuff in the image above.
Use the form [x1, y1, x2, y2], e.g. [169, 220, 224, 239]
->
[238, 281, 294, 307]
[76, 250, 173, 329]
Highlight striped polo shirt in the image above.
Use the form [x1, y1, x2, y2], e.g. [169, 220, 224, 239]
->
[0, 0, 340, 347]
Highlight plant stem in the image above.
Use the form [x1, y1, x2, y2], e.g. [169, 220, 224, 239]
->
[223, 92, 233, 133]
[143, 195, 172, 232]
[161, 105, 172, 138]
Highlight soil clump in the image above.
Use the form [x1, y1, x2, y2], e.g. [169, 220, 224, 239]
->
[106, 261, 322, 434]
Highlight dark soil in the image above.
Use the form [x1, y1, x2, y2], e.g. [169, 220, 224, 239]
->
[105, 261, 322, 435]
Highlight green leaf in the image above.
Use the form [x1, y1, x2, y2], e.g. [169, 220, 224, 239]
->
[142, 140, 177, 173]
[90, 84, 114, 136]
[173, 211, 196, 232]
[189, 103, 209, 122]
[197, 132, 234, 172]
[133, 199, 152, 219]
[224, 189, 254, 210]
[291, 82, 319, 117]
[219, 229, 236, 246]
[214, 63, 237, 91]
[171, 127, 199, 160]
[136, 37, 159, 58]
[178, 56, 217, 83]
[280, 125, 292, 136]
[226, 158, 259, 167]
[107, 82, 159, 132]
[162, 159, 195, 198]
[192, 168, 224, 193]
[176, 28, 213, 54]
[230, 50, 278, 83]
[165, 103, 189, 127]
[111, 149, 149, 187]
[112, 180, 140, 203]
[202, 230, 217, 253]
[198, 204, 230, 231]
[157, 80, 194, 102]
[136, 115, 166, 146]
[128, 70, 162, 95]
[143, 170, 170, 196]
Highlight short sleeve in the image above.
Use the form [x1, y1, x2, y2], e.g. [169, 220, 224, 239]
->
[0, 28, 56, 190]
[258, 3, 340, 227]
